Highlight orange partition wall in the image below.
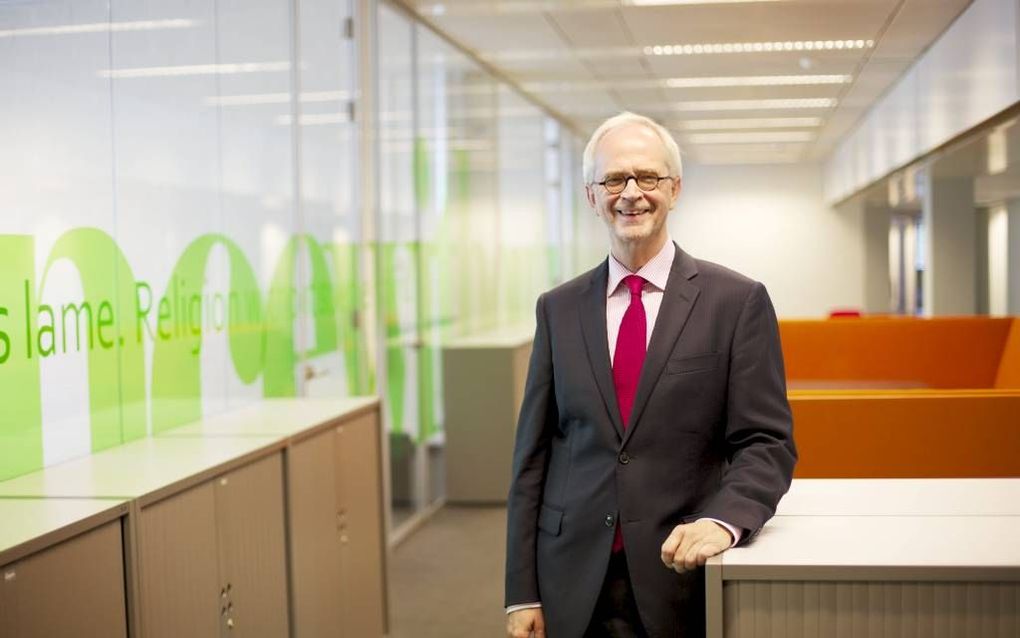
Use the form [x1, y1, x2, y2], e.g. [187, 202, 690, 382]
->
[779, 317, 1015, 389]
[791, 391, 1020, 478]
[995, 319, 1020, 388]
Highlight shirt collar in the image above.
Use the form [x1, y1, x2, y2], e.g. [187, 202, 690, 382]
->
[607, 238, 675, 297]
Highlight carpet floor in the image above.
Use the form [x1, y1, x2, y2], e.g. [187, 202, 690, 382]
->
[388, 506, 509, 638]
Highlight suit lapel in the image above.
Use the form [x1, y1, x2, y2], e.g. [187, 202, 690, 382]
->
[578, 261, 626, 440]
[622, 245, 700, 447]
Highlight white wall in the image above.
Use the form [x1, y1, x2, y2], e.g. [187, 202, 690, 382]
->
[922, 175, 977, 315]
[671, 162, 866, 318]
[824, 0, 1019, 203]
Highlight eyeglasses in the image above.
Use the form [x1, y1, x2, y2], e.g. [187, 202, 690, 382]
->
[595, 174, 673, 194]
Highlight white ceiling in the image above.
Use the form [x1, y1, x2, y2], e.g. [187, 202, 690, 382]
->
[403, 0, 974, 164]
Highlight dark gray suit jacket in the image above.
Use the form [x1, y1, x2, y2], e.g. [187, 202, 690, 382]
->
[505, 244, 797, 637]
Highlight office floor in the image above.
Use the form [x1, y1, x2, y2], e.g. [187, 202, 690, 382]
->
[389, 506, 508, 638]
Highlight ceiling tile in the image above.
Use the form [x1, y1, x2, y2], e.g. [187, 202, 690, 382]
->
[619, 3, 892, 45]
[547, 8, 633, 48]
[588, 56, 651, 78]
[430, 12, 567, 53]
[406, 0, 975, 164]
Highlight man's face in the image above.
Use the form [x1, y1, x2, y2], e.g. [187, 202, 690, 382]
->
[586, 124, 680, 251]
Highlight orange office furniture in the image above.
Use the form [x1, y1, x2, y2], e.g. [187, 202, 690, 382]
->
[778, 317, 1020, 478]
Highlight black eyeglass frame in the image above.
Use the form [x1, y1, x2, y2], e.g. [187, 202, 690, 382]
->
[593, 174, 674, 194]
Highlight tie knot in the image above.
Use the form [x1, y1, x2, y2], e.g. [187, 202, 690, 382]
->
[623, 275, 645, 297]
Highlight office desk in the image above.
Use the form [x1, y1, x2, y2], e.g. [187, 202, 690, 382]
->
[707, 479, 1020, 637]
[777, 478, 1020, 516]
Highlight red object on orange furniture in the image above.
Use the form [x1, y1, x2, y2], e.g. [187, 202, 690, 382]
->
[827, 308, 862, 318]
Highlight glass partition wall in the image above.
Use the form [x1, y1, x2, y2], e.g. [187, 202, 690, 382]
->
[375, 3, 593, 535]
[0, 0, 361, 479]
[0, 0, 591, 539]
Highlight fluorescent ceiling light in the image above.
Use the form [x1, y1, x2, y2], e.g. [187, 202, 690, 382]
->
[678, 117, 822, 130]
[645, 39, 873, 56]
[629, 0, 783, 5]
[665, 74, 850, 88]
[206, 90, 350, 106]
[673, 98, 836, 111]
[276, 113, 350, 126]
[694, 154, 801, 165]
[687, 131, 815, 144]
[419, 0, 781, 15]
[100, 61, 290, 79]
[523, 74, 848, 92]
[0, 19, 197, 38]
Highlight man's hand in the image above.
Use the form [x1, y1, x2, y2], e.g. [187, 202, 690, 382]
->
[660, 519, 733, 573]
[507, 608, 546, 638]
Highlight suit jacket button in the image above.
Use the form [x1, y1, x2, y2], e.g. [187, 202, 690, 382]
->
[619, 452, 630, 465]
[605, 514, 615, 527]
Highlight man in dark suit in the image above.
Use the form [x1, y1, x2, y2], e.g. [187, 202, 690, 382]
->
[505, 112, 797, 638]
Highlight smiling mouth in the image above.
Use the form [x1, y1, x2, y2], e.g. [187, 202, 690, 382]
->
[617, 210, 650, 217]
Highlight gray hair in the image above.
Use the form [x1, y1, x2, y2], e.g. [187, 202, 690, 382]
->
[582, 111, 683, 183]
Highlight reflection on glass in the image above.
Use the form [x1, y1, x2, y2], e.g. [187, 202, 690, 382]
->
[379, 3, 420, 528]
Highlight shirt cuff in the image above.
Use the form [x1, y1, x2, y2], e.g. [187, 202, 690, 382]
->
[700, 518, 742, 547]
[506, 602, 542, 615]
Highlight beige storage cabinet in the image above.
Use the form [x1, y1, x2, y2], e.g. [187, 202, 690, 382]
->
[0, 434, 288, 638]
[442, 328, 533, 503]
[0, 399, 386, 638]
[288, 409, 387, 637]
[160, 397, 388, 638]
[0, 499, 129, 638]
[137, 453, 289, 638]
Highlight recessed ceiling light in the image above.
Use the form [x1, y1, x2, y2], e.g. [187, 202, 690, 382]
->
[665, 74, 850, 88]
[677, 117, 823, 130]
[643, 39, 874, 56]
[687, 131, 815, 144]
[673, 98, 837, 111]
[99, 62, 290, 79]
[629, 0, 783, 5]
[0, 19, 197, 38]
[276, 113, 350, 126]
[520, 74, 849, 92]
[206, 90, 350, 106]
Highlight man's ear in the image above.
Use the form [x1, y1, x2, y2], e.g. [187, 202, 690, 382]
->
[585, 184, 596, 210]
[670, 177, 682, 207]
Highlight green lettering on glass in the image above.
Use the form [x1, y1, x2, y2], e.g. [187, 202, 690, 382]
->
[150, 234, 264, 433]
[0, 306, 10, 364]
[0, 236, 42, 481]
[40, 228, 146, 450]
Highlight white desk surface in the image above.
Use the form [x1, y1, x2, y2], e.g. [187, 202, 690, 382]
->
[0, 435, 281, 502]
[157, 396, 378, 439]
[0, 498, 128, 565]
[777, 478, 1020, 517]
[722, 515, 1020, 576]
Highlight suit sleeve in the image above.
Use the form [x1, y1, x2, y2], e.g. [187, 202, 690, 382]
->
[702, 281, 797, 543]
[505, 293, 558, 607]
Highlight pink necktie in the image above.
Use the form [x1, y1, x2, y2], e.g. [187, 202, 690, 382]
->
[613, 275, 647, 429]
[611, 274, 646, 552]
